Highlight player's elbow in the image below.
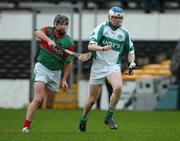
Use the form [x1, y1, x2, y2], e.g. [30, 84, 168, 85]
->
[88, 44, 92, 50]
[88, 44, 95, 51]
[34, 30, 40, 37]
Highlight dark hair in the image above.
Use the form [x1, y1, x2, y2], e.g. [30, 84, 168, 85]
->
[54, 15, 69, 25]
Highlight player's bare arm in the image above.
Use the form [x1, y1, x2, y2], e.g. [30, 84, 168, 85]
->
[34, 30, 56, 48]
[128, 52, 135, 64]
[88, 43, 111, 51]
[61, 62, 73, 91]
[127, 52, 136, 75]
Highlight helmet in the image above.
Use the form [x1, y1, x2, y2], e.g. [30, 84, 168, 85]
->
[109, 7, 124, 17]
[54, 15, 69, 25]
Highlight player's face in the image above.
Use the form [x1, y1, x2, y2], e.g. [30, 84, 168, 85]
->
[109, 16, 123, 27]
[55, 21, 69, 34]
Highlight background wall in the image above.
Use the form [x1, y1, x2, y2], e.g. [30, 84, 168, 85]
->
[0, 10, 180, 40]
[0, 80, 29, 108]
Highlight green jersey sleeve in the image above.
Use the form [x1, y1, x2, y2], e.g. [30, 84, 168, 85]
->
[89, 22, 106, 45]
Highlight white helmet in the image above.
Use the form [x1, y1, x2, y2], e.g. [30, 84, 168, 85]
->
[109, 7, 124, 17]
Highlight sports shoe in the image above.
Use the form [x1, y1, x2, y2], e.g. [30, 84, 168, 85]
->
[22, 127, 30, 133]
[104, 117, 118, 129]
[79, 118, 87, 132]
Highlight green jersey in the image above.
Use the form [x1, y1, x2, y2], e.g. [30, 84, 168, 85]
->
[89, 21, 134, 65]
[37, 26, 74, 70]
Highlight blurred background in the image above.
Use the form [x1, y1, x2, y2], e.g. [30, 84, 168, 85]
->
[0, 0, 180, 111]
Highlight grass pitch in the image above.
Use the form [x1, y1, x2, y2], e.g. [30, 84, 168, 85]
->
[0, 109, 180, 141]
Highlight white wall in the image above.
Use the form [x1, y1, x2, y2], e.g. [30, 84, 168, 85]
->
[0, 10, 180, 40]
[0, 80, 29, 108]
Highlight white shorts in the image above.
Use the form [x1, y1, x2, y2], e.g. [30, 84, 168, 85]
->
[89, 61, 121, 85]
[34, 62, 61, 92]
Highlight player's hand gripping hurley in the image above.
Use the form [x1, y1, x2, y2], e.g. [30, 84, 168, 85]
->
[127, 62, 139, 75]
[128, 66, 139, 75]
[55, 45, 92, 62]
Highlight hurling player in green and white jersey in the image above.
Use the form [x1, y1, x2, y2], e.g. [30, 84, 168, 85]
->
[22, 15, 74, 133]
[79, 7, 136, 132]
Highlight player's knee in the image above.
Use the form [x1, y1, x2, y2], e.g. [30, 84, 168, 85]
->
[89, 97, 97, 105]
[91, 99, 96, 105]
[113, 85, 122, 95]
[33, 97, 43, 106]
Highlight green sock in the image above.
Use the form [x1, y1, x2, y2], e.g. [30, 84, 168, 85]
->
[80, 115, 88, 123]
[106, 107, 114, 119]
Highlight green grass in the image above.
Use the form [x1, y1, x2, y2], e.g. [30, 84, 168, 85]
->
[0, 109, 180, 141]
